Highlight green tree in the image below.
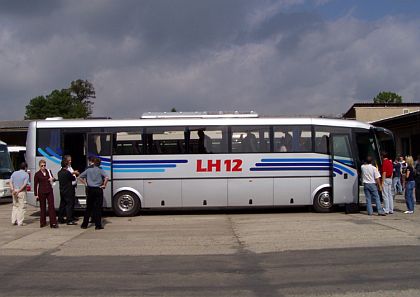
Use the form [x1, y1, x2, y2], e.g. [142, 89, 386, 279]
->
[373, 91, 403, 104]
[171, 108, 177, 112]
[67, 79, 96, 115]
[25, 80, 95, 119]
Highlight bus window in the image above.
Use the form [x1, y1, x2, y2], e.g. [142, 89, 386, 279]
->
[113, 131, 143, 155]
[144, 127, 186, 155]
[273, 126, 312, 153]
[189, 127, 228, 154]
[231, 126, 270, 153]
[36, 128, 61, 156]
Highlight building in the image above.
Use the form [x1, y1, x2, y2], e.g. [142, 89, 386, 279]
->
[0, 120, 30, 146]
[343, 103, 420, 158]
[372, 111, 420, 158]
[342, 103, 420, 123]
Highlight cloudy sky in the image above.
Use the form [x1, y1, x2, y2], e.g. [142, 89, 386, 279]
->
[1, 0, 420, 120]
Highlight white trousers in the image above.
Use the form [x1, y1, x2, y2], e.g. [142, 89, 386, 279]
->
[382, 178, 394, 213]
[11, 191, 26, 225]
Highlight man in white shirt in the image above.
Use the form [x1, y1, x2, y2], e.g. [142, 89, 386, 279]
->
[361, 156, 385, 216]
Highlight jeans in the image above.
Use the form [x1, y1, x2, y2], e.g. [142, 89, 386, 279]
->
[405, 181, 415, 212]
[392, 176, 402, 194]
[364, 183, 384, 215]
[382, 178, 393, 213]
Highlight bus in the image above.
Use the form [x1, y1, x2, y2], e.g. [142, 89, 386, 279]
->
[25, 112, 395, 216]
[0, 141, 14, 199]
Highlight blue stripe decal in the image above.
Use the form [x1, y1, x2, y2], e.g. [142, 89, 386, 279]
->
[333, 162, 355, 176]
[261, 158, 329, 163]
[113, 164, 177, 169]
[46, 147, 62, 159]
[37, 148, 61, 165]
[113, 169, 166, 173]
[256, 162, 330, 167]
[251, 167, 331, 171]
[112, 159, 188, 164]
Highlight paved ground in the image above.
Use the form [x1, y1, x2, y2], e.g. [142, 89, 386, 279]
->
[0, 196, 419, 297]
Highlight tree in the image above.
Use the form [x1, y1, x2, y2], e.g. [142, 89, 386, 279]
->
[67, 79, 96, 115]
[171, 108, 177, 112]
[25, 80, 95, 119]
[373, 91, 402, 104]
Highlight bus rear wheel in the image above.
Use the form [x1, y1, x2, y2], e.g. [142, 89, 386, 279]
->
[113, 191, 141, 217]
[313, 189, 333, 213]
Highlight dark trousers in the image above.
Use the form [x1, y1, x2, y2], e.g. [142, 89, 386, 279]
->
[416, 180, 420, 203]
[82, 187, 103, 228]
[58, 190, 75, 222]
[39, 192, 57, 227]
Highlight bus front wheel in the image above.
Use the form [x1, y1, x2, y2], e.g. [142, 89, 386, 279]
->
[112, 191, 141, 217]
[313, 189, 333, 213]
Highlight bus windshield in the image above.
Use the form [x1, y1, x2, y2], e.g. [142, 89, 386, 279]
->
[0, 144, 14, 179]
[375, 128, 396, 160]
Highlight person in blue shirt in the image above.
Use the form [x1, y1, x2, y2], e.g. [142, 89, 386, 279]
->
[78, 157, 109, 230]
[10, 162, 29, 226]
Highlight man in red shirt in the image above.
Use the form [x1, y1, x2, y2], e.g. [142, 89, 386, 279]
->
[381, 152, 394, 214]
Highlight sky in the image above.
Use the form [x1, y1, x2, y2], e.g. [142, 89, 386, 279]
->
[1, 0, 420, 120]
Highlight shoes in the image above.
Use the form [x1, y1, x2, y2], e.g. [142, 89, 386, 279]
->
[17, 223, 26, 226]
[80, 225, 88, 229]
[378, 213, 386, 216]
[66, 221, 77, 225]
[71, 217, 80, 222]
[50, 224, 59, 228]
[389, 211, 394, 214]
[58, 219, 66, 224]
[404, 210, 414, 214]
[40, 224, 47, 228]
[95, 226, 104, 230]
[12, 222, 17, 226]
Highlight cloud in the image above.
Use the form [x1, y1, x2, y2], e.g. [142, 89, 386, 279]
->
[0, 1, 419, 120]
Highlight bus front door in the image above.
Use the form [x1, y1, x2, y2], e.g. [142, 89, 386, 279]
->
[331, 134, 358, 205]
[87, 133, 113, 208]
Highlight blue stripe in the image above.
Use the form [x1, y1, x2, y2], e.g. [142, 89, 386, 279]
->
[256, 162, 330, 167]
[113, 169, 166, 173]
[112, 159, 188, 164]
[112, 164, 176, 169]
[37, 148, 61, 164]
[333, 163, 355, 176]
[261, 158, 329, 163]
[45, 147, 62, 159]
[250, 167, 331, 171]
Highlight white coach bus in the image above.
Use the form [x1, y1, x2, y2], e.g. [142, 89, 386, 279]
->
[25, 112, 395, 216]
[0, 141, 14, 198]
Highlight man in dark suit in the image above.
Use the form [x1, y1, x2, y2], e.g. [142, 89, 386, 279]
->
[57, 160, 77, 225]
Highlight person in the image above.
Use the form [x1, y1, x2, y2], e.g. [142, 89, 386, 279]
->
[34, 160, 58, 228]
[62, 155, 79, 220]
[242, 132, 258, 152]
[198, 130, 211, 153]
[415, 155, 420, 205]
[399, 156, 407, 191]
[392, 157, 403, 195]
[10, 162, 29, 226]
[79, 157, 109, 230]
[57, 160, 77, 225]
[404, 156, 415, 214]
[361, 156, 385, 216]
[381, 152, 394, 214]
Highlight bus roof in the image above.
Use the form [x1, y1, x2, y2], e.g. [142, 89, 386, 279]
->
[32, 117, 373, 130]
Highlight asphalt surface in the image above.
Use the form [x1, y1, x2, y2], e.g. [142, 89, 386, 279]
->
[1, 196, 420, 297]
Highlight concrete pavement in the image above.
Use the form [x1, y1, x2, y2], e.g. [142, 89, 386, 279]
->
[0, 196, 419, 296]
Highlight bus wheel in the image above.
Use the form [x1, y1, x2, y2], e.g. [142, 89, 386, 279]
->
[113, 191, 141, 217]
[313, 189, 333, 213]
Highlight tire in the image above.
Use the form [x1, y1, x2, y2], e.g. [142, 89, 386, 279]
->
[112, 191, 141, 217]
[313, 188, 333, 213]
